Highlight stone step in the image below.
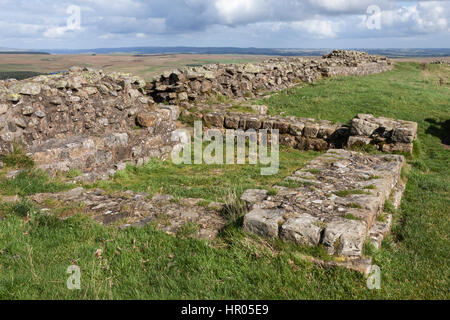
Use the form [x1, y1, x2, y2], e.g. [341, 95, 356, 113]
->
[241, 149, 406, 257]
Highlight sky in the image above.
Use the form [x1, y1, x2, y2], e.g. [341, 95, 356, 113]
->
[0, 0, 449, 49]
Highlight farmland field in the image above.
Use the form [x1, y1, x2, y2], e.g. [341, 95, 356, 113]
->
[0, 53, 269, 81]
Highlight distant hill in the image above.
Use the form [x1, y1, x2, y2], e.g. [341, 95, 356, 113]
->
[1, 47, 448, 58]
[0, 51, 50, 55]
[45, 47, 450, 58]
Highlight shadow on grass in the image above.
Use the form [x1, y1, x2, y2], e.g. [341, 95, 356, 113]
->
[425, 118, 450, 148]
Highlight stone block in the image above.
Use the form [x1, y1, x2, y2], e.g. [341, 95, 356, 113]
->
[280, 214, 323, 246]
[323, 219, 367, 256]
[225, 114, 240, 129]
[240, 189, 268, 204]
[303, 123, 320, 138]
[350, 118, 379, 136]
[243, 208, 285, 238]
[136, 112, 158, 128]
[347, 135, 372, 147]
[204, 113, 225, 128]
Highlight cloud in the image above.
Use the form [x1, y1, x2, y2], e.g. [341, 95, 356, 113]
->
[291, 20, 339, 38]
[0, 0, 448, 48]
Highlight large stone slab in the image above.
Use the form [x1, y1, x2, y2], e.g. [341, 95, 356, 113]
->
[243, 208, 285, 238]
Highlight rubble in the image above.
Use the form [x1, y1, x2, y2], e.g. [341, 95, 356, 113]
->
[29, 188, 226, 240]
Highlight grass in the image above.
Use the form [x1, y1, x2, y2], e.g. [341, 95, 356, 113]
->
[84, 147, 319, 203]
[0, 170, 71, 198]
[0, 62, 449, 299]
[334, 189, 371, 197]
[0, 144, 34, 169]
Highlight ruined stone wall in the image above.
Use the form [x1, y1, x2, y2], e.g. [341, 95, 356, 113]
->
[147, 50, 393, 104]
[0, 50, 399, 179]
[203, 112, 417, 153]
[0, 67, 179, 179]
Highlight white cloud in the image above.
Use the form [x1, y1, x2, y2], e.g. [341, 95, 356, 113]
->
[291, 19, 339, 38]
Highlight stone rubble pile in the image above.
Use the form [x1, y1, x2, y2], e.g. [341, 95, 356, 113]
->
[147, 50, 393, 105]
[0, 66, 179, 179]
[30, 187, 226, 240]
[203, 111, 418, 153]
[241, 149, 406, 258]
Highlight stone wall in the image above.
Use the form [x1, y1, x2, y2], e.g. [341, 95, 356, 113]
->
[147, 50, 393, 104]
[0, 67, 179, 179]
[241, 149, 406, 261]
[203, 112, 417, 153]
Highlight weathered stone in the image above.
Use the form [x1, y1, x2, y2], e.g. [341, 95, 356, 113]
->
[10, 82, 41, 95]
[84, 87, 98, 95]
[29, 188, 225, 240]
[296, 137, 328, 151]
[391, 125, 417, 143]
[225, 115, 240, 129]
[243, 208, 285, 238]
[348, 135, 372, 147]
[350, 118, 379, 136]
[0, 104, 8, 115]
[178, 92, 188, 101]
[5, 169, 23, 179]
[322, 218, 367, 256]
[152, 194, 175, 203]
[136, 112, 158, 128]
[369, 215, 392, 250]
[204, 113, 225, 128]
[35, 111, 46, 118]
[22, 106, 34, 116]
[280, 214, 323, 246]
[303, 123, 320, 138]
[14, 118, 27, 128]
[1, 195, 20, 202]
[240, 189, 268, 204]
[242, 117, 261, 130]
[289, 122, 305, 136]
[381, 142, 413, 154]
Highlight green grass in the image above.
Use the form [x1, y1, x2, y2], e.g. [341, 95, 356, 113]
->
[0, 62, 449, 299]
[0, 169, 72, 199]
[334, 189, 371, 197]
[84, 147, 319, 203]
[0, 71, 45, 80]
[0, 144, 34, 169]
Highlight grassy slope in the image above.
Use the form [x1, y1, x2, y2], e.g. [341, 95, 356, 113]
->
[0, 62, 448, 299]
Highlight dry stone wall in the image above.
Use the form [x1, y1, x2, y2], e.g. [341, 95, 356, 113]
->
[0, 67, 179, 179]
[147, 50, 393, 104]
[203, 112, 418, 153]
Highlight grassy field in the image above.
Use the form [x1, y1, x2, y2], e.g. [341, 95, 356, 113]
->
[0, 62, 448, 299]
